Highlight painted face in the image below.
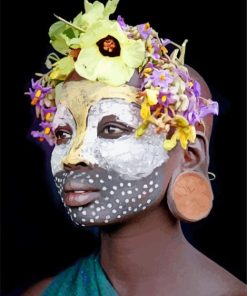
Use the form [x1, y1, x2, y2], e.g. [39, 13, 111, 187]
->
[51, 79, 171, 226]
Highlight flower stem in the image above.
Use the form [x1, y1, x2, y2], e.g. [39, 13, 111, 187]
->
[54, 14, 85, 33]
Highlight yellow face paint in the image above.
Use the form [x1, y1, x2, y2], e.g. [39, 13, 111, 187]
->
[58, 79, 139, 165]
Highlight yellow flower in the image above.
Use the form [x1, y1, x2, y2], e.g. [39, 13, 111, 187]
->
[50, 56, 74, 80]
[135, 121, 149, 138]
[146, 89, 158, 105]
[49, 0, 120, 54]
[75, 20, 145, 86]
[140, 98, 151, 120]
[73, 0, 120, 30]
[163, 115, 196, 151]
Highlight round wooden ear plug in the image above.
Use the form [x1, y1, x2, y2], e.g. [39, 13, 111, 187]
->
[167, 171, 213, 222]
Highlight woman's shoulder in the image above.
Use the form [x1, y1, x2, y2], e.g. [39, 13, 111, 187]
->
[22, 277, 53, 296]
[21, 253, 97, 296]
[190, 247, 246, 296]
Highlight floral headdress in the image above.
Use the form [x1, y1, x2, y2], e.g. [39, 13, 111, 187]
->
[26, 0, 218, 150]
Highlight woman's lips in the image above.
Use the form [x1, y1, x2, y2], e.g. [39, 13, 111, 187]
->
[64, 190, 100, 206]
[64, 182, 100, 206]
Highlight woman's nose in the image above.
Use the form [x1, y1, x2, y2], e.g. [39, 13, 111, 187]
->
[63, 162, 88, 171]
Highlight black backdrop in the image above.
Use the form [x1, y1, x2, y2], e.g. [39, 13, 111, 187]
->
[1, 0, 246, 295]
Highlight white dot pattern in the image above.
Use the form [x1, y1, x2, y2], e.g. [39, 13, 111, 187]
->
[54, 167, 163, 226]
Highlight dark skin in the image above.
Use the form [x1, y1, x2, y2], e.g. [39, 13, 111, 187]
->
[23, 69, 246, 296]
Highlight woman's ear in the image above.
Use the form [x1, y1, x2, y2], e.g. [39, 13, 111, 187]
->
[166, 132, 213, 222]
[182, 131, 209, 176]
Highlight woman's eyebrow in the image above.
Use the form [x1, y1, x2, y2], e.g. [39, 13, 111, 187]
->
[98, 115, 122, 126]
[97, 115, 135, 132]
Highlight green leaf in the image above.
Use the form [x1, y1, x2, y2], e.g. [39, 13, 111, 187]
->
[48, 21, 70, 54]
[63, 27, 77, 39]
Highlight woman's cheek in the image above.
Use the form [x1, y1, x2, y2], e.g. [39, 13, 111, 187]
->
[96, 133, 169, 181]
[51, 143, 72, 176]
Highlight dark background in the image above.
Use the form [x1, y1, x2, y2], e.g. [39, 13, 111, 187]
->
[1, 0, 246, 295]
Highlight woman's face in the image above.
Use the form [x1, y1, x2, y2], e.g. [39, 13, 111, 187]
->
[51, 79, 175, 226]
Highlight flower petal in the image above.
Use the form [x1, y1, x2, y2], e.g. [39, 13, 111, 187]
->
[95, 56, 134, 85]
[199, 101, 219, 118]
[187, 126, 196, 143]
[80, 20, 124, 47]
[135, 121, 149, 138]
[50, 56, 75, 80]
[103, 0, 120, 18]
[121, 39, 145, 68]
[75, 46, 101, 81]
[173, 115, 189, 127]
[178, 131, 188, 150]
[140, 100, 151, 120]
[73, 1, 104, 30]
[48, 21, 70, 54]
[163, 132, 177, 151]
[146, 89, 158, 105]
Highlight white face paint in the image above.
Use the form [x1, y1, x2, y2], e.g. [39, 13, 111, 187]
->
[51, 104, 76, 176]
[51, 99, 169, 180]
[51, 82, 172, 226]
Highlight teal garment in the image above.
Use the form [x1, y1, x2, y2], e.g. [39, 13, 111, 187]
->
[42, 252, 119, 296]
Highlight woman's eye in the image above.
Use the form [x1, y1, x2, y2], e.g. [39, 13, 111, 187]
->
[103, 125, 123, 134]
[98, 123, 133, 139]
[55, 129, 72, 145]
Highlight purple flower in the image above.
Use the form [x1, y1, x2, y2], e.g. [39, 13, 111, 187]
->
[174, 68, 190, 82]
[31, 130, 54, 146]
[193, 80, 201, 99]
[157, 92, 176, 107]
[199, 101, 219, 118]
[117, 15, 127, 30]
[161, 38, 171, 46]
[40, 121, 53, 130]
[137, 23, 152, 40]
[184, 99, 219, 125]
[31, 121, 55, 146]
[184, 109, 200, 125]
[183, 97, 200, 125]
[151, 39, 161, 60]
[42, 106, 57, 122]
[143, 62, 154, 73]
[27, 79, 52, 106]
[151, 69, 173, 89]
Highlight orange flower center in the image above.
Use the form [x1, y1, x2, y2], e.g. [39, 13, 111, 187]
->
[35, 89, 42, 98]
[103, 39, 116, 52]
[162, 95, 167, 102]
[31, 89, 42, 105]
[45, 112, 53, 121]
[144, 22, 150, 31]
[44, 127, 51, 135]
[97, 35, 121, 57]
[160, 74, 166, 81]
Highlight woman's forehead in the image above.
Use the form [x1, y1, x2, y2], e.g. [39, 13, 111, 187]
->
[56, 80, 140, 126]
[59, 79, 139, 105]
[54, 87, 141, 130]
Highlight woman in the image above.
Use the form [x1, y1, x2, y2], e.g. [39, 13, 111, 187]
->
[23, 0, 245, 295]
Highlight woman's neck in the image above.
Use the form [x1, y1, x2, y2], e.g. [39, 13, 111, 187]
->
[100, 203, 190, 293]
